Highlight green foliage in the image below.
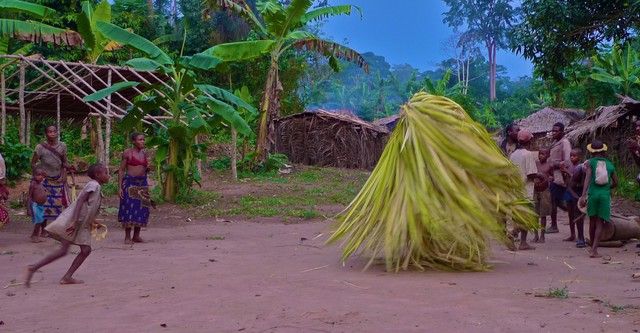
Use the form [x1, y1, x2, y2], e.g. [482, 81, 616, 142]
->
[209, 156, 231, 171]
[176, 188, 220, 206]
[0, 137, 32, 181]
[590, 43, 640, 98]
[545, 286, 569, 299]
[512, 0, 640, 84]
[101, 180, 119, 197]
[93, 21, 256, 201]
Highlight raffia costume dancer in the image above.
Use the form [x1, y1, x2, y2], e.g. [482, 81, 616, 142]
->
[31, 126, 73, 227]
[118, 133, 152, 244]
[328, 93, 537, 272]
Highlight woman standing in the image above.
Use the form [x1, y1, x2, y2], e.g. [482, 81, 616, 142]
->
[118, 132, 152, 244]
[31, 125, 72, 228]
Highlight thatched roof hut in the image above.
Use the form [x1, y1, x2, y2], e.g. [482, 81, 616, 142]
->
[516, 107, 585, 149]
[565, 97, 640, 166]
[274, 110, 389, 169]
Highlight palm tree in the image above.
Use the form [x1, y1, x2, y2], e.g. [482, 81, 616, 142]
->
[200, 0, 368, 165]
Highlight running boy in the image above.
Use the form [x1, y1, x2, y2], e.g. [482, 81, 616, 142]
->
[27, 168, 48, 243]
[533, 148, 552, 243]
[579, 140, 617, 258]
[25, 164, 109, 286]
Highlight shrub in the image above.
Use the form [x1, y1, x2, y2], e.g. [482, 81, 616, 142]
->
[0, 139, 33, 182]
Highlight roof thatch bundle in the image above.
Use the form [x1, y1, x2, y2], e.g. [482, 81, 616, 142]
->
[274, 110, 389, 169]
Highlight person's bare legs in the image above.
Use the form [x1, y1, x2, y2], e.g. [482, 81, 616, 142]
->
[590, 218, 603, 258]
[588, 216, 596, 246]
[40, 220, 49, 238]
[30, 224, 43, 243]
[25, 241, 71, 287]
[576, 215, 585, 245]
[539, 216, 546, 243]
[518, 229, 535, 250]
[564, 203, 577, 241]
[132, 226, 145, 243]
[60, 245, 91, 285]
[124, 227, 133, 244]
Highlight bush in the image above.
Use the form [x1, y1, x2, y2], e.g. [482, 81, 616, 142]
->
[0, 139, 33, 182]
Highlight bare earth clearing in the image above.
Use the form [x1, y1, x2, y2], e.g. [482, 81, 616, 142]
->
[1, 167, 639, 332]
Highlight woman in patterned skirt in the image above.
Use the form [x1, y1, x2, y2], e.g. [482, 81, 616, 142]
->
[118, 132, 152, 244]
[31, 125, 73, 233]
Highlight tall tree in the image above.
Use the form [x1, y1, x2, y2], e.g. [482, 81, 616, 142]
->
[443, 0, 515, 101]
[511, 0, 640, 85]
[201, 0, 368, 165]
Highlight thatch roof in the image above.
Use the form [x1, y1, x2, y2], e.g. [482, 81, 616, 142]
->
[286, 110, 388, 133]
[516, 107, 585, 135]
[372, 114, 401, 127]
[565, 97, 640, 142]
[274, 110, 388, 169]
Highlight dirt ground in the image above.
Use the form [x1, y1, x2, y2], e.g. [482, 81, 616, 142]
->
[1, 169, 640, 332]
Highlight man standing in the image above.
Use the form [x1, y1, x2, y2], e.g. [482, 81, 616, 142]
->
[509, 130, 537, 250]
[548, 122, 572, 234]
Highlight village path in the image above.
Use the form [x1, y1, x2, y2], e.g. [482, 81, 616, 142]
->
[0, 216, 639, 333]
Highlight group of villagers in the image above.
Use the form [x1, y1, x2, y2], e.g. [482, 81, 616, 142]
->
[0, 125, 152, 286]
[502, 122, 622, 258]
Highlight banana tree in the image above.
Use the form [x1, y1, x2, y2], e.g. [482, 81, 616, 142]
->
[76, 0, 123, 64]
[590, 43, 640, 98]
[0, 0, 82, 47]
[200, 0, 368, 165]
[86, 22, 256, 201]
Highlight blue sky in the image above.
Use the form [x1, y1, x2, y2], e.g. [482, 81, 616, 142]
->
[321, 0, 534, 78]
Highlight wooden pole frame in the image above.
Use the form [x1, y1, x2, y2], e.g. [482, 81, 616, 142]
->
[19, 61, 25, 144]
[1, 69, 5, 144]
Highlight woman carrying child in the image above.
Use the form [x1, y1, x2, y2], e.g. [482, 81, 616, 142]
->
[25, 164, 110, 286]
[31, 125, 74, 226]
[118, 132, 152, 244]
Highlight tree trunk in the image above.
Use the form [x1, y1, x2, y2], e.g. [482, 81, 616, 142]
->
[95, 116, 104, 164]
[464, 57, 470, 95]
[487, 41, 497, 101]
[163, 138, 179, 202]
[254, 56, 282, 166]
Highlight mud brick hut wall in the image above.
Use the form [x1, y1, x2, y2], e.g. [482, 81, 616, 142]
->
[274, 111, 389, 169]
[566, 98, 640, 170]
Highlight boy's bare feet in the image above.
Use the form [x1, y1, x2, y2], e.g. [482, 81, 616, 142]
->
[539, 236, 545, 243]
[562, 236, 575, 242]
[589, 253, 601, 258]
[518, 243, 535, 251]
[124, 238, 134, 245]
[132, 237, 145, 243]
[532, 236, 539, 243]
[24, 265, 36, 288]
[546, 227, 559, 234]
[59, 277, 84, 285]
[40, 231, 50, 238]
[30, 236, 43, 243]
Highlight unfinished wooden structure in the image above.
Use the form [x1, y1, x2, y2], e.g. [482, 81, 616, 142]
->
[0, 54, 170, 166]
[274, 110, 389, 169]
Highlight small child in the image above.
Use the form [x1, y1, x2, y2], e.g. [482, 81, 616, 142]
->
[27, 168, 48, 243]
[25, 164, 110, 287]
[533, 148, 552, 243]
[579, 140, 617, 258]
[565, 148, 587, 247]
